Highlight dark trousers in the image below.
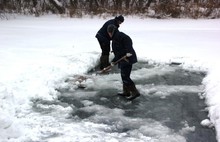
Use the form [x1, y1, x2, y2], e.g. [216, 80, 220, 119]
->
[120, 62, 134, 86]
[97, 38, 110, 56]
[97, 37, 111, 69]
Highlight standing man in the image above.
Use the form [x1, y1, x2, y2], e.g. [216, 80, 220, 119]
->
[96, 15, 124, 70]
[107, 24, 140, 100]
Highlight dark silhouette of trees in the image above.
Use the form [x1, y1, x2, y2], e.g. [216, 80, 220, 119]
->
[0, 0, 220, 18]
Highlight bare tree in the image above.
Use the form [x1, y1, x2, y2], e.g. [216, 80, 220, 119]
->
[0, 0, 219, 18]
[49, 0, 65, 14]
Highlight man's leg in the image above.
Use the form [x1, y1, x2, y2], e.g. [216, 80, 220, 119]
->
[120, 63, 140, 100]
[98, 39, 110, 70]
[120, 63, 133, 85]
[126, 84, 140, 100]
[117, 84, 131, 97]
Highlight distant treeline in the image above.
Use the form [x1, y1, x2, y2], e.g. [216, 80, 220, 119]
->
[0, 0, 220, 19]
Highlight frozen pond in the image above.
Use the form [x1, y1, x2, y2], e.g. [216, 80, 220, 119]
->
[32, 61, 216, 142]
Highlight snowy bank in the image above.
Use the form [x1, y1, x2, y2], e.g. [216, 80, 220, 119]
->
[0, 15, 220, 141]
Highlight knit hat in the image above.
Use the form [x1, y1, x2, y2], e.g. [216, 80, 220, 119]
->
[115, 15, 124, 22]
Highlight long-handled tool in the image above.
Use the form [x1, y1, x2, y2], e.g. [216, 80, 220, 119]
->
[97, 55, 129, 74]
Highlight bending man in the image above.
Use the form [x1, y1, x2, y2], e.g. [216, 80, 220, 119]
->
[95, 15, 124, 70]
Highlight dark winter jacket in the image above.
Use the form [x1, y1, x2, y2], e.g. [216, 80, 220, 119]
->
[111, 31, 137, 64]
[95, 18, 119, 43]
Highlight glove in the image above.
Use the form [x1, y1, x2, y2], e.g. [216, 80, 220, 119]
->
[111, 62, 115, 66]
[126, 53, 132, 57]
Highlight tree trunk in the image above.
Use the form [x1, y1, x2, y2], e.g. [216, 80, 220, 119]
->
[146, 0, 153, 7]
[49, 0, 65, 14]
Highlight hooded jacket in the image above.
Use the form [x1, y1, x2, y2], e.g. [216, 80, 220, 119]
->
[95, 18, 119, 42]
[111, 31, 137, 64]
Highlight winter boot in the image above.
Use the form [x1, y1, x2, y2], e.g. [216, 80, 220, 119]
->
[126, 84, 140, 100]
[100, 55, 110, 70]
[117, 84, 131, 97]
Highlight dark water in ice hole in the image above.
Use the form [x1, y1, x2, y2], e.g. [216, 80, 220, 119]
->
[33, 61, 217, 142]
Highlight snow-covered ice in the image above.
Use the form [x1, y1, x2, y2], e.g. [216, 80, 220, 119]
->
[0, 15, 220, 141]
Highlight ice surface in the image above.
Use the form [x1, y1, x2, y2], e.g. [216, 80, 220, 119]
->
[0, 15, 219, 141]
